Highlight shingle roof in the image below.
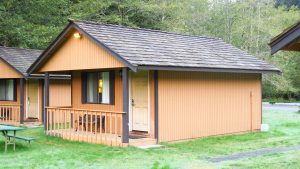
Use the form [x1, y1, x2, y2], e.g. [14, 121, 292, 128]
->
[269, 20, 300, 55]
[0, 46, 42, 76]
[72, 20, 280, 73]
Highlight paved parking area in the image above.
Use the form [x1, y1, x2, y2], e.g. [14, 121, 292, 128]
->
[263, 102, 299, 112]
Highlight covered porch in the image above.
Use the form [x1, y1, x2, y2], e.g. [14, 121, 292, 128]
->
[43, 68, 157, 147]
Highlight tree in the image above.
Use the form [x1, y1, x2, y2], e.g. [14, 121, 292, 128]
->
[275, 0, 300, 8]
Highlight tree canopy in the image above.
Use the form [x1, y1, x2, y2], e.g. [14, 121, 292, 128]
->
[0, 0, 300, 100]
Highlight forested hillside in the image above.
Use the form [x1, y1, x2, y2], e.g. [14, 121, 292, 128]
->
[0, 0, 300, 100]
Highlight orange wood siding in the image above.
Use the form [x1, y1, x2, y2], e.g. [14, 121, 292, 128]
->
[158, 71, 262, 142]
[71, 70, 123, 112]
[0, 59, 22, 78]
[38, 30, 125, 72]
[38, 80, 43, 121]
[49, 79, 72, 107]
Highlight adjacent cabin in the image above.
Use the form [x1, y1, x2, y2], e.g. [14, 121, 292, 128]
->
[0, 46, 71, 125]
[28, 20, 280, 146]
[269, 20, 300, 54]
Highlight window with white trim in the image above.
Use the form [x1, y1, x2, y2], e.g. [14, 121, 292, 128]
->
[82, 71, 114, 104]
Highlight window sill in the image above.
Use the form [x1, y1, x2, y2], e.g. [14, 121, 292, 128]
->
[0, 100, 17, 102]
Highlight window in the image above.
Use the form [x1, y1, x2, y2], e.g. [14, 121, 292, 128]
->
[82, 71, 114, 104]
[0, 79, 16, 101]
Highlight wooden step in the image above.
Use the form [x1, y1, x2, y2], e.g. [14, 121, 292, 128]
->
[129, 138, 157, 147]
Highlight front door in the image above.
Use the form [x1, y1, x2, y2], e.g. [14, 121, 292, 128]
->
[131, 71, 149, 132]
[27, 79, 39, 119]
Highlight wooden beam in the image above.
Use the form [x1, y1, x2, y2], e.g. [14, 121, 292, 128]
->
[44, 73, 49, 131]
[154, 70, 159, 139]
[122, 68, 129, 143]
[20, 79, 24, 124]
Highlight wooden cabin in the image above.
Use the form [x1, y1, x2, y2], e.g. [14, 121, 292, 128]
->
[0, 46, 71, 125]
[269, 20, 300, 54]
[28, 20, 280, 146]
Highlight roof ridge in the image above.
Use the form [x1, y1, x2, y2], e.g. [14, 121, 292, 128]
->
[0, 46, 42, 52]
[69, 19, 221, 41]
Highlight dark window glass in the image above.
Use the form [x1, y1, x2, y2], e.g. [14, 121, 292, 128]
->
[0, 79, 16, 101]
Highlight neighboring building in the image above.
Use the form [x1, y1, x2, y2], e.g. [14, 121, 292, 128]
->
[269, 20, 300, 54]
[28, 20, 280, 146]
[0, 46, 71, 125]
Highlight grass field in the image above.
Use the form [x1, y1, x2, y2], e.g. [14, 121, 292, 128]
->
[1, 108, 300, 169]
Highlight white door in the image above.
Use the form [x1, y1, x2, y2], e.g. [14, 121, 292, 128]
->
[131, 71, 149, 131]
[27, 79, 39, 119]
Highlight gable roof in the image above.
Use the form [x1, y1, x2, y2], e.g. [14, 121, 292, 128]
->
[0, 46, 42, 77]
[29, 20, 281, 74]
[269, 20, 300, 54]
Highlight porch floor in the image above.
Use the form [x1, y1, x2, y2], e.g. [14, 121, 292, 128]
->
[46, 129, 157, 147]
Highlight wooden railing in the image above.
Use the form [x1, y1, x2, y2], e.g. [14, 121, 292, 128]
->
[46, 107, 125, 146]
[0, 104, 20, 126]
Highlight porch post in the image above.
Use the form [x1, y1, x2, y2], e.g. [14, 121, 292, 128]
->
[44, 73, 49, 131]
[20, 78, 24, 124]
[154, 70, 159, 139]
[122, 68, 129, 143]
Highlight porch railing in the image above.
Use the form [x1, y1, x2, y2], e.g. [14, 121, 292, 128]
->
[46, 107, 125, 146]
[0, 104, 20, 126]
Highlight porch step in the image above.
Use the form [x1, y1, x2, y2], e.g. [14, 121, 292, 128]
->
[137, 144, 163, 149]
[22, 122, 43, 128]
[129, 138, 157, 147]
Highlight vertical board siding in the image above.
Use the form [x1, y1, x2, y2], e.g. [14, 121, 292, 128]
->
[49, 79, 72, 107]
[39, 29, 125, 72]
[158, 71, 261, 142]
[38, 80, 43, 121]
[72, 70, 123, 112]
[0, 59, 22, 78]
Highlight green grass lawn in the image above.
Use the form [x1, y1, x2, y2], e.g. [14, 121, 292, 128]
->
[2, 109, 300, 169]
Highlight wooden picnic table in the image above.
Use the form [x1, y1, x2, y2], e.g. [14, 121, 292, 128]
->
[0, 124, 24, 152]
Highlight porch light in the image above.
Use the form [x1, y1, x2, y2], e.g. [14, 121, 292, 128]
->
[99, 79, 103, 93]
[73, 32, 81, 39]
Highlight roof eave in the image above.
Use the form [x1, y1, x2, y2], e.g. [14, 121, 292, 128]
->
[269, 22, 300, 55]
[137, 65, 282, 74]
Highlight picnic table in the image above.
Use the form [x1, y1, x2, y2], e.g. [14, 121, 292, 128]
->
[0, 124, 24, 152]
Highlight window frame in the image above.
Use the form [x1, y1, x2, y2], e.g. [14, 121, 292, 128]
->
[0, 79, 17, 101]
[81, 71, 115, 105]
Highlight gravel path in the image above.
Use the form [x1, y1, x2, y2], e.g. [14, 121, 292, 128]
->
[208, 144, 300, 163]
